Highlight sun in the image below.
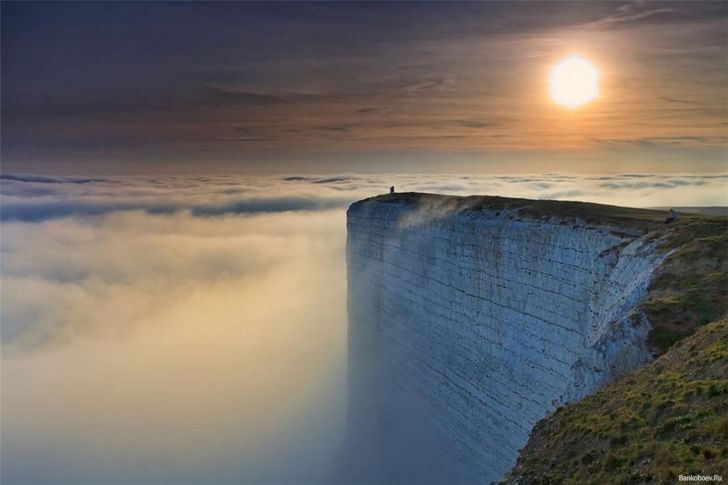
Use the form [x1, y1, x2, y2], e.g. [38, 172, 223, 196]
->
[549, 55, 600, 109]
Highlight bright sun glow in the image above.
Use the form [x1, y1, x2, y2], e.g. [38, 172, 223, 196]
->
[549, 55, 600, 108]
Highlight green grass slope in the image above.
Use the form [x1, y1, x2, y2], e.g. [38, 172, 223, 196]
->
[504, 319, 728, 485]
[645, 218, 728, 354]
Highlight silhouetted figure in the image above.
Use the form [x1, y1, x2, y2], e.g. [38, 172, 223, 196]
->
[665, 208, 679, 224]
[390, 186, 395, 194]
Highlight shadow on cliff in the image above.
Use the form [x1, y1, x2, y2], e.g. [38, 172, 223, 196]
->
[332, 382, 471, 484]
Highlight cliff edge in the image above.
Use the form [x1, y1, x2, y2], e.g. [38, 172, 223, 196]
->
[343, 193, 727, 484]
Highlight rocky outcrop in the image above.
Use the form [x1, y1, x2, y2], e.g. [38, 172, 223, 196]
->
[344, 193, 670, 484]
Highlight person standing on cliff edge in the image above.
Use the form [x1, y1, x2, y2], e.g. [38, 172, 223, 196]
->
[390, 186, 395, 194]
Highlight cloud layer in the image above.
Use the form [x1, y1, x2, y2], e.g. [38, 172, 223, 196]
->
[3, 214, 348, 484]
[1, 173, 726, 484]
[2, 172, 727, 224]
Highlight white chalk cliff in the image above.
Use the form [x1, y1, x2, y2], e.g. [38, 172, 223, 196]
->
[344, 193, 668, 484]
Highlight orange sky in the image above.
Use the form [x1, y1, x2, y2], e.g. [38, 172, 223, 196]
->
[2, 2, 726, 173]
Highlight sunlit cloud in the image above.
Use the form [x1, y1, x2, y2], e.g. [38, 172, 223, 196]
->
[2, 206, 348, 483]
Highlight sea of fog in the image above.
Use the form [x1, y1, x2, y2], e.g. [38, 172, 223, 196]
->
[2, 172, 727, 484]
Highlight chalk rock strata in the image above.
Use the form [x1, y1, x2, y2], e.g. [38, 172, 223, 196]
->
[345, 193, 667, 484]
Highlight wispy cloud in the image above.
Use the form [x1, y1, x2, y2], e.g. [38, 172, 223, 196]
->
[586, 2, 673, 28]
[594, 136, 728, 149]
[202, 84, 291, 105]
[657, 96, 702, 105]
[0, 174, 109, 184]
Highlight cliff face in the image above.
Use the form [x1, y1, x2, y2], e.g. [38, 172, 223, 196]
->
[345, 193, 669, 484]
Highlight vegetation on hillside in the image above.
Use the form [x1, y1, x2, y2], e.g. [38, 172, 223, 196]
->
[646, 218, 728, 353]
[504, 319, 728, 485]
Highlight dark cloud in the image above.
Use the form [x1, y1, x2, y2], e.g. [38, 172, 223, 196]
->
[190, 196, 349, 216]
[0, 195, 352, 222]
[657, 96, 702, 105]
[202, 84, 290, 106]
[310, 176, 355, 184]
[450, 120, 494, 129]
[594, 136, 728, 149]
[1, 199, 177, 222]
[211, 127, 275, 143]
[598, 179, 709, 190]
[315, 124, 359, 133]
[1, 174, 109, 184]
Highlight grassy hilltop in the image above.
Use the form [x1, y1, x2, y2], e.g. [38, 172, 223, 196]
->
[645, 217, 728, 353]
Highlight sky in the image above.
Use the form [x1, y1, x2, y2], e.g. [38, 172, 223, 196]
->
[1, 2, 727, 483]
[2, 1, 727, 174]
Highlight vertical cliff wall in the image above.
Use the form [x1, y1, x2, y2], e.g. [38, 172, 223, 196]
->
[345, 193, 668, 484]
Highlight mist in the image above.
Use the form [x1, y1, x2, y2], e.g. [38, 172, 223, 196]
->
[2, 173, 726, 484]
[2, 208, 348, 484]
